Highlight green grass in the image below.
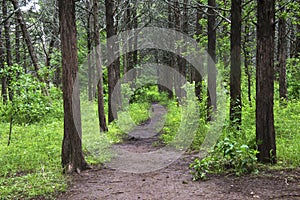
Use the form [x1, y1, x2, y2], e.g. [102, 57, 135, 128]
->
[275, 100, 300, 167]
[0, 121, 66, 200]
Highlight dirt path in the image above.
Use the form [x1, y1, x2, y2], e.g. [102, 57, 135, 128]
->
[59, 104, 300, 200]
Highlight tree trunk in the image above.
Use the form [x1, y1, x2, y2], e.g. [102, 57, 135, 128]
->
[194, 6, 203, 101]
[296, 3, 300, 58]
[256, 0, 276, 164]
[3, 0, 13, 101]
[207, 0, 217, 120]
[230, 0, 242, 126]
[1, 0, 8, 103]
[93, 0, 108, 132]
[59, 0, 89, 173]
[243, 24, 252, 106]
[132, 4, 138, 68]
[174, 0, 181, 101]
[15, 18, 20, 64]
[10, 0, 40, 79]
[87, 0, 94, 100]
[277, 8, 287, 100]
[105, 0, 120, 123]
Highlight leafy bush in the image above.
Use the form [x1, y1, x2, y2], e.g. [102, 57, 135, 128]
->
[190, 135, 259, 181]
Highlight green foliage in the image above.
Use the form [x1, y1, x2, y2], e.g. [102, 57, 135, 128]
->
[286, 57, 300, 99]
[0, 122, 66, 199]
[130, 85, 169, 104]
[275, 100, 300, 166]
[0, 64, 62, 124]
[190, 123, 258, 180]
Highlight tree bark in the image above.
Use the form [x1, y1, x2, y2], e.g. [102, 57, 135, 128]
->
[207, 0, 217, 120]
[87, 0, 94, 100]
[1, 0, 8, 103]
[105, 0, 120, 123]
[243, 24, 252, 106]
[93, 0, 108, 132]
[256, 0, 276, 164]
[59, 0, 89, 173]
[295, 17, 300, 58]
[174, 0, 181, 101]
[277, 8, 287, 100]
[15, 18, 20, 65]
[194, 5, 203, 101]
[230, 0, 242, 126]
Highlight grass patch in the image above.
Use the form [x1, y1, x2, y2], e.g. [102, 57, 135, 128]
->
[0, 121, 66, 200]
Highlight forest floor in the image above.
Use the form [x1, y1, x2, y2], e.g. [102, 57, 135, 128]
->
[58, 104, 300, 200]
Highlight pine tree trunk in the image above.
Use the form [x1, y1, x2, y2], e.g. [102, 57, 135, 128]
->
[207, 0, 217, 120]
[229, 0, 242, 126]
[93, 0, 108, 132]
[194, 6, 203, 101]
[59, 0, 89, 173]
[105, 0, 120, 123]
[277, 9, 287, 100]
[256, 0, 276, 164]
[243, 24, 252, 105]
[174, 0, 181, 101]
[15, 19, 20, 64]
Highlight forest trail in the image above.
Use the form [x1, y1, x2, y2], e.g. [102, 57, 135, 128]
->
[59, 104, 300, 200]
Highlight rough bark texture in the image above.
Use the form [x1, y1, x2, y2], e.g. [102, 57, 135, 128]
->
[277, 10, 287, 100]
[207, 0, 217, 120]
[230, 0, 242, 126]
[93, 0, 108, 132]
[256, 0, 276, 164]
[59, 0, 89, 173]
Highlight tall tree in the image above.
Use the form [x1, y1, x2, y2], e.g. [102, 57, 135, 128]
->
[59, 0, 89, 172]
[277, 6, 287, 100]
[92, 0, 108, 132]
[105, 0, 120, 123]
[194, 5, 203, 101]
[229, 0, 242, 126]
[256, 0, 276, 163]
[173, 0, 181, 100]
[207, 0, 217, 120]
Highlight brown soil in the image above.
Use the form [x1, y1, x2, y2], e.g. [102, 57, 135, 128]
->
[58, 104, 300, 200]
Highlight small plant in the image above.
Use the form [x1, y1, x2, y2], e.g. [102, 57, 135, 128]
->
[190, 133, 259, 181]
